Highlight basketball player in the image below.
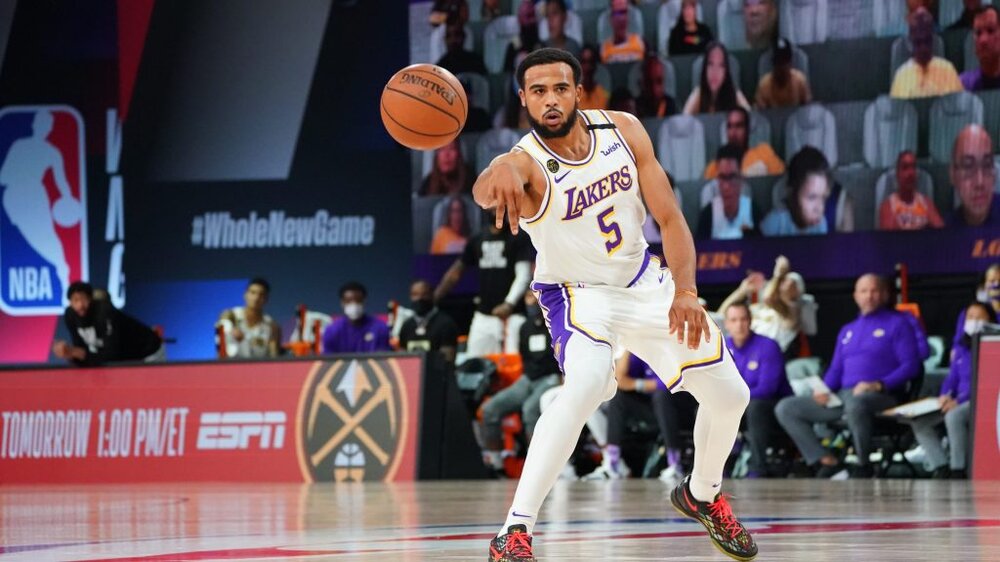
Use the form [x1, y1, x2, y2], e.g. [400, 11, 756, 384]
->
[475, 48, 756, 561]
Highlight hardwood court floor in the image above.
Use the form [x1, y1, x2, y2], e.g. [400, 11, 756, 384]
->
[1, 480, 999, 561]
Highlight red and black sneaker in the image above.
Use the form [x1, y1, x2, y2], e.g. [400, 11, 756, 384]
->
[670, 476, 758, 561]
[488, 524, 536, 562]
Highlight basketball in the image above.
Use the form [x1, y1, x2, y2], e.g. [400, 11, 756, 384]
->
[51, 197, 82, 227]
[380, 63, 467, 151]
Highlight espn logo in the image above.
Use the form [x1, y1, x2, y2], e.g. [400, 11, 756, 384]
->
[196, 411, 286, 450]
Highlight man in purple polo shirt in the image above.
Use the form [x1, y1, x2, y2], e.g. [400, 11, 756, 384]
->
[724, 302, 790, 478]
[961, 6, 1000, 91]
[776, 274, 921, 478]
[321, 281, 390, 354]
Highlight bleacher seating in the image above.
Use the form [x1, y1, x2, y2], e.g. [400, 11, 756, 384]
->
[785, 103, 838, 166]
[658, 115, 707, 181]
[863, 95, 919, 169]
[779, 0, 829, 46]
[716, 0, 748, 50]
[929, 92, 984, 163]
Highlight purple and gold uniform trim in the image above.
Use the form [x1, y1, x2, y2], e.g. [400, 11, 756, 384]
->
[532, 280, 613, 373]
[522, 154, 553, 225]
[666, 324, 726, 391]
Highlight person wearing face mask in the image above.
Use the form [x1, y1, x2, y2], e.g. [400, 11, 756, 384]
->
[479, 292, 562, 474]
[321, 282, 390, 354]
[399, 279, 459, 364]
[776, 274, 921, 479]
[950, 263, 1000, 351]
[910, 302, 995, 479]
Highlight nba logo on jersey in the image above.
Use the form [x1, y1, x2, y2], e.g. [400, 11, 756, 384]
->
[0, 106, 88, 316]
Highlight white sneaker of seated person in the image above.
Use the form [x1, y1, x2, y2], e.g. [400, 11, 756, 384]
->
[659, 463, 684, 487]
[582, 456, 631, 480]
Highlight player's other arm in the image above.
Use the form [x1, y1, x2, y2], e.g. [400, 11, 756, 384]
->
[609, 110, 708, 350]
[48, 146, 74, 201]
[472, 150, 540, 234]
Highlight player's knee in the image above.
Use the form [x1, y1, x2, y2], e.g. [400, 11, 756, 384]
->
[563, 370, 612, 409]
[706, 368, 750, 412]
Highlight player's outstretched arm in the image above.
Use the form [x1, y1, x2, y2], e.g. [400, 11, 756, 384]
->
[608, 111, 709, 350]
[472, 150, 540, 235]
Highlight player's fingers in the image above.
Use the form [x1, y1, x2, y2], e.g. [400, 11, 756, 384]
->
[700, 312, 712, 343]
[504, 188, 520, 235]
[495, 202, 506, 230]
[668, 307, 679, 335]
[686, 311, 702, 349]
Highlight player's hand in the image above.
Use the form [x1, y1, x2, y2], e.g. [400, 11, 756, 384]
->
[669, 293, 710, 350]
[52, 340, 70, 359]
[813, 390, 831, 406]
[939, 395, 958, 413]
[741, 271, 765, 293]
[483, 162, 525, 235]
[231, 328, 245, 342]
[853, 381, 877, 396]
[774, 255, 791, 278]
[491, 302, 514, 320]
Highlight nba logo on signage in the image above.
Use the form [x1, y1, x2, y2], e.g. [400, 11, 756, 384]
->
[0, 106, 88, 315]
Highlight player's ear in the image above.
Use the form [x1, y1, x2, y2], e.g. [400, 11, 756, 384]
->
[576, 83, 583, 103]
[518, 89, 526, 107]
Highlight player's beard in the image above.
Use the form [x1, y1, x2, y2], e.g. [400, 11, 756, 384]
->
[528, 103, 578, 139]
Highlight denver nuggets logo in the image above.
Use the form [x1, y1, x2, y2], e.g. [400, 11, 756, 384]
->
[296, 359, 409, 482]
[546, 159, 559, 173]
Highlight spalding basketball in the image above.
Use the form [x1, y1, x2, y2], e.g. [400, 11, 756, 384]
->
[380, 63, 468, 151]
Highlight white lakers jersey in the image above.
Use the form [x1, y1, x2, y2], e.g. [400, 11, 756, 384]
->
[516, 110, 649, 287]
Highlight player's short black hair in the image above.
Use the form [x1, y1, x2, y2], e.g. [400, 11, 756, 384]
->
[716, 143, 744, 167]
[66, 281, 93, 300]
[339, 281, 368, 300]
[516, 47, 582, 90]
[248, 277, 270, 295]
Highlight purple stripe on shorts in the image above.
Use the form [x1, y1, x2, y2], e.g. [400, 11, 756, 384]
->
[533, 282, 571, 373]
[626, 252, 652, 288]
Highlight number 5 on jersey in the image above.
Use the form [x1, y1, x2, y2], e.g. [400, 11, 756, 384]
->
[597, 206, 623, 255]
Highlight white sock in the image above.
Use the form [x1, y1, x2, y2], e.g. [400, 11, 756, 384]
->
[679, 361, 750, 503]
[500, 508, 537, 537]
